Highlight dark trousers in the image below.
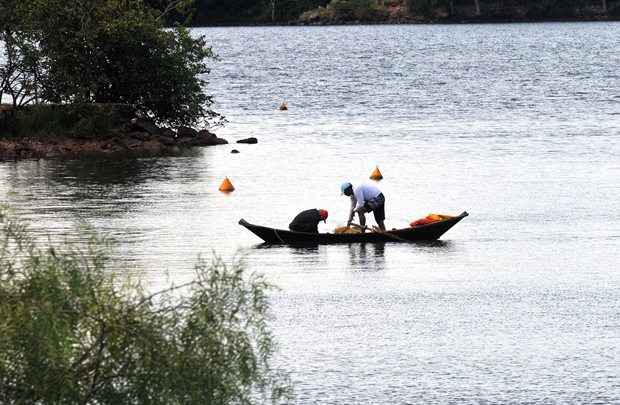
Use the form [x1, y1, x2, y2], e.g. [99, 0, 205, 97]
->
[364, 193, 385, 222]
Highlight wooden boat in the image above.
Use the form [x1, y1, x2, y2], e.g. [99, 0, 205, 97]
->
[239, 211, 468, 245]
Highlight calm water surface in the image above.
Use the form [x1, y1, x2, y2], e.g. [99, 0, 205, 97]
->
[1, 23, 619, 403]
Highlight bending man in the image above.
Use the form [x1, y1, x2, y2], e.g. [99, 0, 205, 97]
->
[341, 182, 385, 232]
[289, 209, 328, 233]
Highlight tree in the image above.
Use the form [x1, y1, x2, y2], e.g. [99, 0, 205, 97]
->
[1, 0, 220, 127]
[193, 0, 331, 23]
[0, 0, 43, 108]
[271, 0, 278, 21]
[144, 0, 200, 24]
[0, 207, 291, 404]
[327, 0, 383, 20]
[408, 0, 449, 17]
[473, 0, 481, 16]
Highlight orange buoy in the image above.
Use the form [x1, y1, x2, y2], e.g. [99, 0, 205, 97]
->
[369, 166, 383, 181]
[219, 177, 235, 192]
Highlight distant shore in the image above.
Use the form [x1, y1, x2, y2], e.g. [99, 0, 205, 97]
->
[192, 16, 620, 28]
[182, 0, 620, 27]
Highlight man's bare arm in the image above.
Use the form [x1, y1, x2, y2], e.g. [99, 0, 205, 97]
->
[347, 196, 356, 226]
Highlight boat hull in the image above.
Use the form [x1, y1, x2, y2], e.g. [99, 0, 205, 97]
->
[239, 212, 468, 245]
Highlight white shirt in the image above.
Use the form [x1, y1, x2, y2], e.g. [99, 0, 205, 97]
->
[352, 183, 381, 210]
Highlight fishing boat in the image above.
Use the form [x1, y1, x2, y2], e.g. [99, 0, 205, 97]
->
[239, 211, 468, 245]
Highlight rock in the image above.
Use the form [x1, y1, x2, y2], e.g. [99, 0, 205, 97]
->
[192, 130, 228, 146]
[17, 148, 33, 159]
[125, 139, 143, 149]
[198, 129, 217, 138]
[156, 135, 176, 146]
[46, 151, 62, 159]
[237, 137, 258, 144]
[176, 137, 197, 147]
[194, 135, 228, 146]
[142, 140, 165, 155]
[231, 149, 240, 154]
[177, 126, 198, 138]
[129, 131, 151, 141]
[130, 118, 161, 136]
[161, 128, 177, 139]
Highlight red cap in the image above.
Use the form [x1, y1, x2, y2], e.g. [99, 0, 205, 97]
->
[319, 209, 328, 222]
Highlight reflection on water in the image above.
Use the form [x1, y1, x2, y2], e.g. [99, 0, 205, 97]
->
[347, 243, 385, 271]
[2, 158, 186, 217]
[289, 245, 320, 256]
[1, 22, 619, 403]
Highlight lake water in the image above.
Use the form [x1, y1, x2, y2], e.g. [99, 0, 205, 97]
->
[1, 23, 619, 403]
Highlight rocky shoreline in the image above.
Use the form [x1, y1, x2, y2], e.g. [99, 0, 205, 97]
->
[0, 124, 229, 160]
[0, 130, 228, 161]
[0, 105, 230, 160]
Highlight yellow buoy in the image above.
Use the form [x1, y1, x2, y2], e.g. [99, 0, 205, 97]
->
[369, 166, 383, 181]
[219, 177, 235, 192]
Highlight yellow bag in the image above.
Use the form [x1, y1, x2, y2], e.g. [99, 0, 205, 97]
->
[334, 226, 362, 234]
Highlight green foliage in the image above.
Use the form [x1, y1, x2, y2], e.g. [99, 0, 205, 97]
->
[193, 0, 331, 23]
[6, 104, 135, 139]
[328, 0, 380, 20]
[198, 0, 616, 23]
[1, 0, 220, 127]
[299, 0, 390, 22]
[409, 0, 449, 16]
[269, 0, 333, 22]
[523, 0, 595, 18]
[144, 0, 199, 24]
[0, 0, 43, 108]
[0, 207, 291, 404]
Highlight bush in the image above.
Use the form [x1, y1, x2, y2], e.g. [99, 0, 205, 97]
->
[5, 104, 135, 138]
[0, 207, 291, 404]
[299, 6, 333, 22]
[1, 0, 221, 127]
[328, 0, 386, 21]
[265, 0, 331, 22]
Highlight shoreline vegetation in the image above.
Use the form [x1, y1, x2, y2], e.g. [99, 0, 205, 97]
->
[0, 208, 292, 403]
[0, 104, 228, 160]
[188, 0, 620, 26]
[0, 0, 223, 161]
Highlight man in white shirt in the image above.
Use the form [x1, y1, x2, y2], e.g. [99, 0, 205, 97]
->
[341, 182, 386, 232]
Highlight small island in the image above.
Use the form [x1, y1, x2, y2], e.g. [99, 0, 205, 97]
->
[0, 104, 228, 159]
[0, 0, 225, 160]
